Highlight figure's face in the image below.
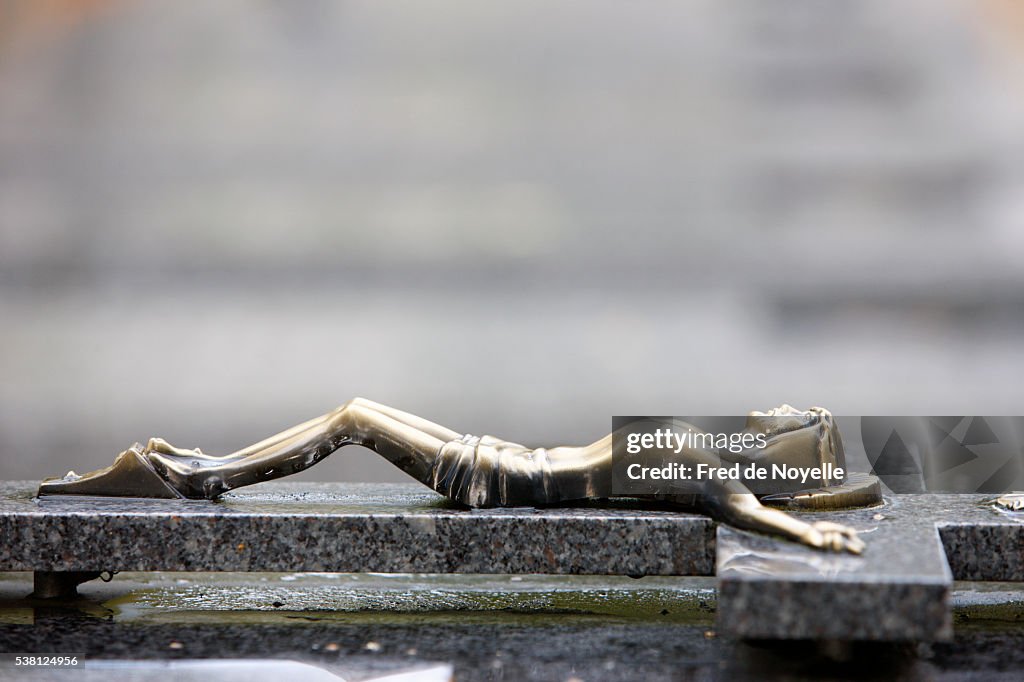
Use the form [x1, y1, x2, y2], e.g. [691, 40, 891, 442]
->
[743, 405, 845, 479]
[745, 404, 821, 437]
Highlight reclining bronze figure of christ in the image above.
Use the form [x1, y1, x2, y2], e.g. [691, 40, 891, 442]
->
[39, 400, 880, 554]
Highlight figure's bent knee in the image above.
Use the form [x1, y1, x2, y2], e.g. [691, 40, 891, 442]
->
[328, 399, 376, 445]
[333, 398, 354, 415]
[337, 397, 373, 412]
[333, 398, 375, 421]
[332, 399, 366, 421]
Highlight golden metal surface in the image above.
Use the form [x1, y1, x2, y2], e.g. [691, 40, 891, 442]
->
[39, 400, 877, 553]
[992, 492, 1024, 510]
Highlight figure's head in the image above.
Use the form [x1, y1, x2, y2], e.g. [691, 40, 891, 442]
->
[743, 405, 846, 485]
[745, 404, 819, 437]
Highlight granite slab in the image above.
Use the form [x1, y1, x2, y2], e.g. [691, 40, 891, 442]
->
[716, 494, 1024, 641]
[4, 481, 1024, 642]
[0, 481, 715, 576]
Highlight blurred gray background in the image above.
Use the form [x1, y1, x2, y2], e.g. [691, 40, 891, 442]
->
[2, 0, 1024, 484]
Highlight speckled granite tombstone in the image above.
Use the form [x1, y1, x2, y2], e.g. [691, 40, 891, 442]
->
[2, 481, 1023, 642]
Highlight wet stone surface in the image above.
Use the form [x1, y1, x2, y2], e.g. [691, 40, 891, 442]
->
[3, 482, 1024, 644]
[717, 494, 1024, 641]
[1, 572, 1024, 681]
[0, 481, 715, 576]
[718, 523, 951, 641]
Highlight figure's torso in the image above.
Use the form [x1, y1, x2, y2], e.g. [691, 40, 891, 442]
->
[432, 434, 606, 507]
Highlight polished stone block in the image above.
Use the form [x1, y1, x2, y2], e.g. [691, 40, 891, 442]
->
[4, 481, 1023, 642]
[716, 495, 1024, 641]
[0, 482, 715, 576]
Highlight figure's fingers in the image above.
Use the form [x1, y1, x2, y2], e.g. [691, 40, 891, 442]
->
[811, 522, 864, 554]
[820, 530, 841, 552]
[993, 493, 1024, 511]
[803, 527, 825, 550]
[813, 521, 849, 532]
[847, 535, 866, 554]
[835, 529, 864, 554]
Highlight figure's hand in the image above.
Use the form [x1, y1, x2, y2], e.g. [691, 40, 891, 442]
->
[803, 521, 865, 554]
[995, 492, 1024, 511]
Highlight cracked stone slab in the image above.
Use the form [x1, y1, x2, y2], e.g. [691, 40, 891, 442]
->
[0, 481, 715, 576]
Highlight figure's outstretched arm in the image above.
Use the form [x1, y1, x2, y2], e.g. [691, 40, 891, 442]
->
[606, 416, 864, 553]
[696, 479, 864, 554]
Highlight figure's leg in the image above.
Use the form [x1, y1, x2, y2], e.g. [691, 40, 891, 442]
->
[342, 398, 462, 442]
[145, 412, 337, 463]
[146, 399, 459, 464]
[146, 400, 454, 498]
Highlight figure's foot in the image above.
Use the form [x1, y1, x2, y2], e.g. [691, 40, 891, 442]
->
[141, 437, 229, 495]
[141, 438, 231, 499]
[38, 445, 184, 499]
[993, 492, 1024, 511]
[802, 521, 865, 554]
[144, 448, 225, 499]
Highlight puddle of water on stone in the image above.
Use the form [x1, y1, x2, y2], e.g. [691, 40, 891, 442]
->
[950, 581, 1024, 627]
[96, 572, 718, 625]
